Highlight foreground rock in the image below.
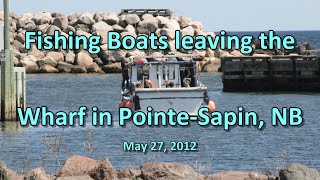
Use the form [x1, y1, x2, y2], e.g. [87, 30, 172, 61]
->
[140, 162, 202, 180]
[57, 155, 117, 179]
[3, 156, 320, 180]
[279, 163, 320, 180]
[205, 171, 268, 180]
[0, 161, 22, 180]
[56, 175, 93, 180]
[117, 169, 142, 179]
[24, 167, 55, 180]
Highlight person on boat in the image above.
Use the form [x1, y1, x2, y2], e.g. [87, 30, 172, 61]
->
[164, 80, 174, 88]
[121, 58, 129, 90]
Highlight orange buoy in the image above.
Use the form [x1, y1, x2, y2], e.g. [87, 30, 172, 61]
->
[118, 101, 126, 108]
[145, 79, 155, 88]
[125, 101, 134, 110]
[208, 101, 216, 111]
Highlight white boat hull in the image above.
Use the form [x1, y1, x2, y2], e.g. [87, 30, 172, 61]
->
[135, 87, 208, 116]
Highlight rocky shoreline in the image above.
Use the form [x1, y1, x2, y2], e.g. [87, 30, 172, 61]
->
[1, 11, 312, 74]
[1, 155, 320, 180]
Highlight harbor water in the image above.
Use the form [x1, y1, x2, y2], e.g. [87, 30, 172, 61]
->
[0, 31, 320, 174]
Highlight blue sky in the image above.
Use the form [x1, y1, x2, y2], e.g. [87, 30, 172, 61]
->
[1, 0, 319, 31]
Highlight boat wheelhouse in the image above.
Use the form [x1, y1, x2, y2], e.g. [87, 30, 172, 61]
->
[119, 54, 215, 116]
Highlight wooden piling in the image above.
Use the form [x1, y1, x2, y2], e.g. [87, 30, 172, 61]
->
[0, 0, 26, 121]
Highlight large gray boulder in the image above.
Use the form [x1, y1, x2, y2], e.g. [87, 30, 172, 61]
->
[93, 13, 104, 22]
[102, 63, 122, 73]
[78, 13, 95, 26]
[181, 26, 195, 37]
[117, 169, 141, 180]
[57, 62, 73, 73]
[95, 31, 108, 45]
[127, 49, 146, 57]
[125, 24, 136, 34]
[13, 56, 19, 65]
[118, 14, 127, 27]
[75, 51, 94, 68]
[103, 12, 119, 25]
[164, 19, 180, 31]
[178, 16, 193, 28]
[53, 15, 69, 30]
[57, 155, 116, 179]
[108, 50, 126, 62]
[22, 55, 37, 62]
[279, 164, 320, 180]
[56, 175, 93, 180]
[160, 28, 176, 39]
[15, 32, 26, 44]
[46, 25, 61, 36]
[141, 14, 154, 21]
[17, 17, 30, 29]
[18, 60, 39, 73]
[46, 51, 64, 62]
[74, 24, 91, 32]
[9, 12, 18, 20]
[71, 65, 87, 73]
[92, 21, 113, 33]
[65, 51, 76, 64]
[86, 63, 101, 73]
[68, 12, 80, 22]
[88, 158, 117, 180]
[201, 58, 221, 73]
[10, 20, 17, 31]
[137, 18, 158, 34]
[13, 40, 27, 53]
[28, 45, 45, 60]
[64, 25, 76, 33]
[149, 52, 167, 62]
[39, 65, 59, 73]
[205, 171, 268, 180]
[125, 14, 140, 25]
[188, 21, 203, 30]
[76, 30, 92, 39]
[140, 162, 201, 180]
[112, 24, 124, 32]
[36, 23, 50, 33]
[52, 12, 64, 18]
[24, 21, 36, 31]
[32, 12, 52, 25]
[37, 56, 58, 67]
[17, 13, 33, 29]
[157, 16, 170, 28]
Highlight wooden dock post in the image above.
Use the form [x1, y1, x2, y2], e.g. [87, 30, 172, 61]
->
[0, 0, 26, 121]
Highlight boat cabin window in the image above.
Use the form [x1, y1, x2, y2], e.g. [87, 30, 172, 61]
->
[130, 62, 197, 89]
[136, 66, 149, 81]
[179, 65, 196, 88]
[161, 66, 175, 80]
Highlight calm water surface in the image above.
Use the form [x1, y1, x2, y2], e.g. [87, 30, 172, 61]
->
[0, 73, 319, 174]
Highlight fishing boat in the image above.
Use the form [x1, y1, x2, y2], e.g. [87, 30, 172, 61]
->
[118, 54, 215, 116]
